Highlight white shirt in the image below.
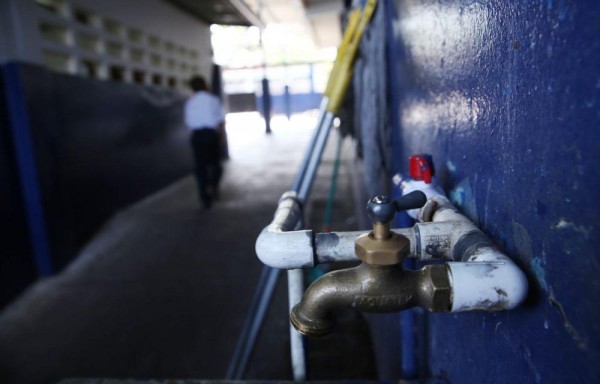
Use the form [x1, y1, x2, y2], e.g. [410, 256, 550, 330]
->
[184, 91, 225, 130]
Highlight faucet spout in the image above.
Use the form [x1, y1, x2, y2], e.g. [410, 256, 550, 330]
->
[291, 193, 450, 337]
[290, 263, 451, 336]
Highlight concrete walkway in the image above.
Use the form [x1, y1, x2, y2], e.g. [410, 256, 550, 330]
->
[0, 113, 375, 383]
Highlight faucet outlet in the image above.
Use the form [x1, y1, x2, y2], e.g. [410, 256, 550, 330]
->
[290, 191, 437, 336]
[259, 159, 528, 338]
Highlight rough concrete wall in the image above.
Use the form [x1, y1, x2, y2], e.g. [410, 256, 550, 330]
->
[387, 0, 600, 382]
[3, 0, 212, 79]
[73, 0, 213, 79]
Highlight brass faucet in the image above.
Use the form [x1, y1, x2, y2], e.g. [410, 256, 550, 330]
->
[290, 192, 452, 337]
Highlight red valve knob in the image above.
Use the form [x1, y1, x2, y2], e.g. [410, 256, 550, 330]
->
[409, 154, 434, 184]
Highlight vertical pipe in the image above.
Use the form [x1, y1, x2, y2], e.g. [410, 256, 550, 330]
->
[262, 78, 272, 134]
[287, 269, 306, 381]
[229, 98, 334, 380]
[284, 85, 291, 119]
[289, 112, 336, 380]
[309, 63, 315, 94]
[2, 63, 53, 277]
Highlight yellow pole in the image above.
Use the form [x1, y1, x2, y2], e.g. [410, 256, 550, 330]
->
[324, 8, 361, 98]
[326, 0, 378, 114]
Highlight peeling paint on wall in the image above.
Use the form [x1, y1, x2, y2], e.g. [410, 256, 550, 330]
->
[449, 178, 478, 224]
[387, 0, 600, 381]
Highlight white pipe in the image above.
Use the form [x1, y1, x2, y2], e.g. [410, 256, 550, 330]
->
[402, 179, 528, 312]
[287, 269, 306, 380]
[285, 99, 331, 382]
[255, 228, 315, 269]
[255, 192, 315, 269]
[448, 248, 528, 311]
[254, 98, 332, 381]
[256, 183, 528, 313]
[258, 220, 479, 269]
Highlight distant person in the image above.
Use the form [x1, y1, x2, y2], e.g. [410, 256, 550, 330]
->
[185, 76, 226, 209]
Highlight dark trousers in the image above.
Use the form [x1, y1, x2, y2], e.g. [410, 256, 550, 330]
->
[190, 128, 222, 206]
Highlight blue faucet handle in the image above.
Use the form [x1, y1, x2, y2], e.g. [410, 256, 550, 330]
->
[394, 190, 427, 212]
[367, 191, 427, 224]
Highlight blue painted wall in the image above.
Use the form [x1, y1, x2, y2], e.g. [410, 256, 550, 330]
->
[0, 65, 38, 309]
[0, 63, 193, 302]
[386, 0, 600, 382]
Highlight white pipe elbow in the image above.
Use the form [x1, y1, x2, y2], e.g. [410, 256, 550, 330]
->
[402, 178, 528, 312]
[255, 227, 315, 269]
[448, 247, 528, 311]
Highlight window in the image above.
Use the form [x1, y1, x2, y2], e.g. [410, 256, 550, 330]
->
[130, 49, 145, 63]
[149, 35, 161, 49]
[76, 33, 100, 53]
[73, 7, 95, 26]
[109, 65, 125, 82]
[128, 28, 143, 44]
[150, 53, 162, 67]
[103, 19, 123, 37]
[80, 59, 100, 78]
[39, 22, 70, 46]
[42, 51, 70, 73]
[152, 74, 163, 85]
[167, 59, 176, 70]
[132, 69, 146, 84]
[106, 42, 124, 59]
[34, 3, 203, 87]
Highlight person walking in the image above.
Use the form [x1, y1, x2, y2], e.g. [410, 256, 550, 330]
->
[184, 76, 226, 209]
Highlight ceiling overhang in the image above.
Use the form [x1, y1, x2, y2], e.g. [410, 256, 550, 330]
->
[167, 0, 344, 48]
[166, 0, 264, 28]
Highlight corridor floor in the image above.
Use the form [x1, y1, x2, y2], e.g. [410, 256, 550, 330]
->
[0, 113, 376, 383]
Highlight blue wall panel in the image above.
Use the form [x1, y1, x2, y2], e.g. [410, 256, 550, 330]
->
[0, 62, 193, 278]
[0, 65, 38, 309]
[387, 0, 600, 382]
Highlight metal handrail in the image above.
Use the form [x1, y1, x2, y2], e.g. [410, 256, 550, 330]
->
[225, 99, 333, 380]
[226, 1, 378, 379]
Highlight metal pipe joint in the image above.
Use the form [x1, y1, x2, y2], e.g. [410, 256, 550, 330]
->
[256, 187, 528, 337]
[286, 190, 527, 336]
[255, 191, 314, 269]
[291, 192, 453, 336]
